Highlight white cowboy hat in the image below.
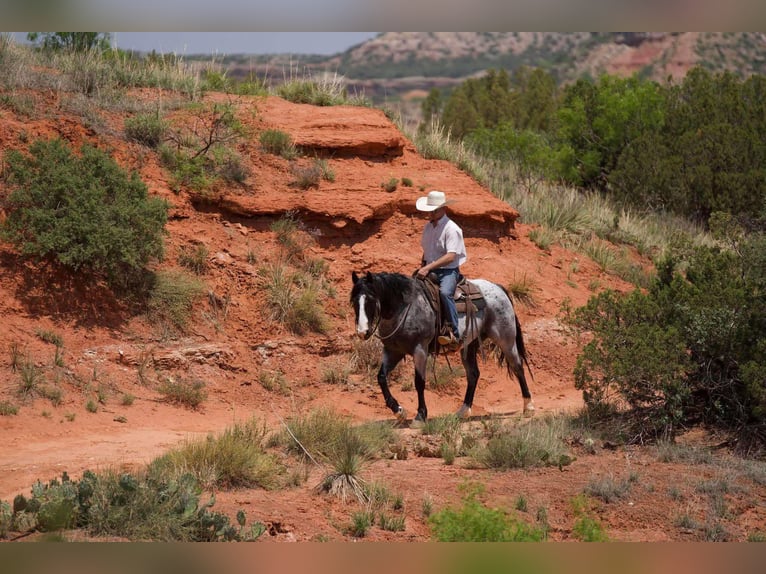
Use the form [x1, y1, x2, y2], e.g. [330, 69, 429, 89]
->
[416, 190, 454, 212]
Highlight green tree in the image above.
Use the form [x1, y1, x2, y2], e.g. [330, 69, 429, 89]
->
[509, 66, 559, 132]
[657, 67, 766, 222]
[558, 74, 665, 190]
[27, 32, 112, 52]
[2, 138, 168, 290]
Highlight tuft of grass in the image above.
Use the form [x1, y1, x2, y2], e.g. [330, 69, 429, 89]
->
[290, 162, 321, 190]
[121, 393, 135, 406]
[275, 71, 369, 107]
[349, 337, 382, 376]
[124, 112, 168, 148]
[507, 273, 538, 307]
[18, 356, 42, 399]
[149, 417, 283, 490]
[401, 177, 413, 187]
[39, 385, 63, 407]
[314, 157, 335, 182]
[656, 441, 714, 465]
[378, 512, 406, 532]
[85, 399, 98, 413]
[147, 269, 206, 335]
[156, 376, 207, 409]
[316, 426, 371, 504]
[583, 473, 633, 503]
[260, 260, 329, 335]
[258, 369, 291, 395]
[571, 494, 609, 542]
[381, 178, 398, 192]
[470, 415, 574, 470]
[0, 401, 19, 416]
[35, 329, 63, 347]
[528, 226, 555, 251]
[347, 510, 374, 538]
[321, 359, 351, 385]
[259, 129, 297, 159]
[177, 243, 209, 275]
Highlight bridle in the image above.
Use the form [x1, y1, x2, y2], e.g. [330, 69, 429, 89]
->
[361, 293, 413, 341]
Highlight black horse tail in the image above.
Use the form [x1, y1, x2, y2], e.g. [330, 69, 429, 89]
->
[514, 313, 535, 382]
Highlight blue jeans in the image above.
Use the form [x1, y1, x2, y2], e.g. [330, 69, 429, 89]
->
[431, 268, 459, 337]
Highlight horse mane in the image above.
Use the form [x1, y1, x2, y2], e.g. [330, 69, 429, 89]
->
[369, 272, 417, 317]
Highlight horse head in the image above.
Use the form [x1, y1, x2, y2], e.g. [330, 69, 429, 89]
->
[350, 271, 379, 340]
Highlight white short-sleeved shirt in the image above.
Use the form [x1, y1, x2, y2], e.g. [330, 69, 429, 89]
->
[421, 215, 467, 268]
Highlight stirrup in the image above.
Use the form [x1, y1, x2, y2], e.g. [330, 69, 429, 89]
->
[438, 332, 460, 349]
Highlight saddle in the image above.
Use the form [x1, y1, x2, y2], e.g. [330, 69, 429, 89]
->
[420, 273, 485, 352]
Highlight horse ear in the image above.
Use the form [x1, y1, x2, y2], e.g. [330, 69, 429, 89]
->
[365, 271, 373, 282]
[352, 271, 360, 284]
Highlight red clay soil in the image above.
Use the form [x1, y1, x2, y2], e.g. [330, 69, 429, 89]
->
[0, 91, 764, 542]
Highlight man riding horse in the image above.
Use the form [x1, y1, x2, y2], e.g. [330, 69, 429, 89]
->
[415, 190, 466, 351]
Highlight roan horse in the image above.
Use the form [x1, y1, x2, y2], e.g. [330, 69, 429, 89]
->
[350, 271, 534, 424]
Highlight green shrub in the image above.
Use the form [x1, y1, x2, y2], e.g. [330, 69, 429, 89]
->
[568, 225, 766, 448]
[381, 178, 399, 192]
[570, 494, 609, 541]
[124, 112, 168, 147]
[429, 483, 546, 541]
[2, 138, 168, 289]
[8, 469, 265, 541]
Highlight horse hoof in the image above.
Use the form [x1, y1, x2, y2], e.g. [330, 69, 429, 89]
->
[523, 401, 535, 417]
[396, 406, 407, 421]
[456, 404, 471, 419]
[410, 413, 426, 429]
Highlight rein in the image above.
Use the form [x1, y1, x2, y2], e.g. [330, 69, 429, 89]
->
[372, 299, 413, 341]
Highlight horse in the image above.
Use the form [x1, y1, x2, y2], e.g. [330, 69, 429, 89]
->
[350, 270, 534, 425]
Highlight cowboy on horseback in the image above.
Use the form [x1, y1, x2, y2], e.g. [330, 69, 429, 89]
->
[415, 190, 467, 351]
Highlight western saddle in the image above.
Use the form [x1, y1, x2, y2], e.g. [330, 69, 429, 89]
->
[421, 273, 486, 352]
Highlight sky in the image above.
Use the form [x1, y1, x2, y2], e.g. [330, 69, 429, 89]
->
[11, 32, 380, 56]
[4, 1, 762, 34]
[111, 32, 380, 56]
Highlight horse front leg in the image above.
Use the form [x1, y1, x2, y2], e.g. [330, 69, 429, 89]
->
[411, 345, 429, 426]
[377, 350, 406, 421]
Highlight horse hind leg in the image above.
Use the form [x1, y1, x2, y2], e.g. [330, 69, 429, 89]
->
[509, 346, 535, 417]
[492, 335, 534, 416]
[457, 339, 480, 419]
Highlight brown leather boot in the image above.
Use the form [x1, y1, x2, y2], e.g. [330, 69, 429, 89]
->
[437, 331, 460, 350]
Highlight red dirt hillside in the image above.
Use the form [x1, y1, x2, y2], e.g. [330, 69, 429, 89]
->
[1, 91, 764, 542]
